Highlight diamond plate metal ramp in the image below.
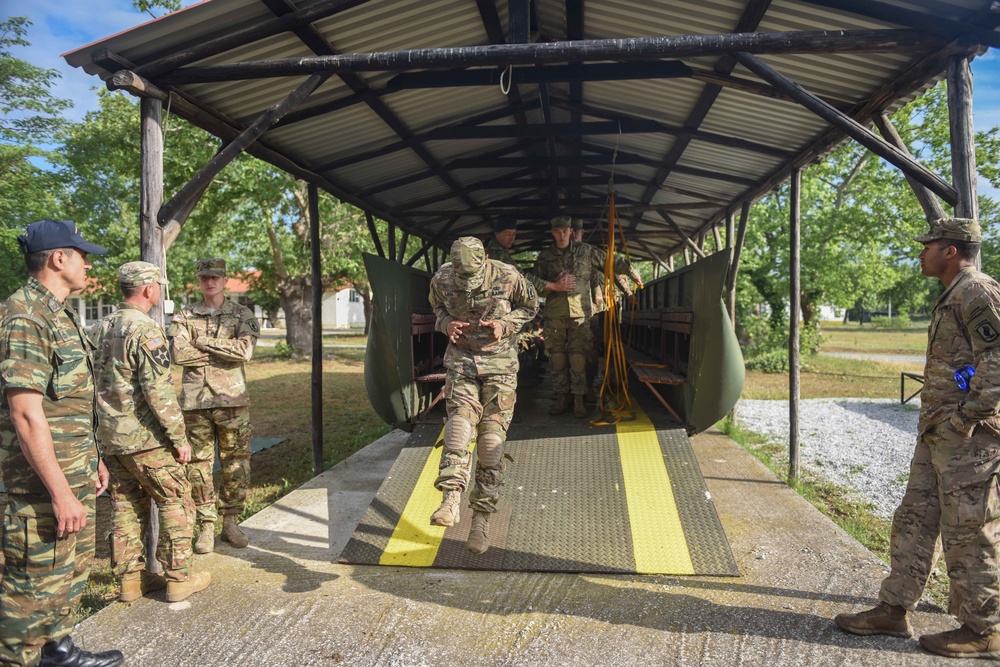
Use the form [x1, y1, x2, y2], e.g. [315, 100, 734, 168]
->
[340, 396, 738, 575]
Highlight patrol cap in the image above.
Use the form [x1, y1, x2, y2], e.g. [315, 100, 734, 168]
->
[571, 218, 583, 231]
[119, 261, 168, 288]
[493, 216, 517, 233]
[915, 217, 982, 243]
[551, 215, 572, 230]
[451, 237, 486, 290]
[195, 258, 227, 277]
[17, 219, 108, 256]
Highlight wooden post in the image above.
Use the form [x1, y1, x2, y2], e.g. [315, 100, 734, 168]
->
[789, 169, 801, 483]
[139, 97, 165, 575]
[365, 211, 385, 257]
[725, 202, 750, 329]
[873, 114, 948, 222]
[309, 183, 324, 476]
[397, 231, 410, 263]
[388, 222, 396, 261]
[140, 98, 165, 327]
[948, 55, 978, 221]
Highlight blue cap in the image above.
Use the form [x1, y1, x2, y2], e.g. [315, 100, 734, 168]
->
[17, 219, 108, 256]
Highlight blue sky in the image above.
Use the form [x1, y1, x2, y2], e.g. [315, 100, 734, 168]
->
[5, 0, 1000, 198]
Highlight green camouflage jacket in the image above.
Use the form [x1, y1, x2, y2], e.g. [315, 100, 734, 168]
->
[484, 237, 547, 295]
[429, 259, 538, 376]
[92, 303, 187, 456]
[167, 298, 260, 410]
[534, 240, 640, 319]
[0, 278, 98, 493]
[923, 266, 1000, 435]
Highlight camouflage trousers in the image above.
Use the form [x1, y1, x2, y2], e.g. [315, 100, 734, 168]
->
[880, 419, 1000, 633]
[544, 317, 592, 395]
[107, 448, 195, 583]
[436, 369, 517, 513]
[183, 406, 252, 522]
[0, 486, 95, 667]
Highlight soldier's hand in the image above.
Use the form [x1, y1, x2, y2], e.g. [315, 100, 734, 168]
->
[175, 443, 192, 463]
[96, 458, 110, 497]
[479, 319, 504, 341]
[447, 320, 469, 343]
[554, 273, 577, 292]
[53, 489, 88, 538]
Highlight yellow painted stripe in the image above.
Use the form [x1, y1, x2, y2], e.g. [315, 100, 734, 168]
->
[616, 404, 695, 574]
[379, 428, 473, 566]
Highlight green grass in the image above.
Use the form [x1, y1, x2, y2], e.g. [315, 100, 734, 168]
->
[820, 321, 927, 355]
[743, 352, 921, 400]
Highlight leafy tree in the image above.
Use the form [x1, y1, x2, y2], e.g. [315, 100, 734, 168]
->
[0, 17, 72, 296]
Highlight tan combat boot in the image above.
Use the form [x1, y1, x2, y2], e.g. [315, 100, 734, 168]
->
[119, 570, 167, 602]
[221, 515, 249, 548]
[194, 521, 215, 554]
[467, 511, 490, 554]
[165, 571, 212, 603]
[920, 625, 1000, 658]
[549, 394, 570, 415]
[430, 489, 461, 527]
[573, 395, 587, 418]
[834, 602, 912, 638]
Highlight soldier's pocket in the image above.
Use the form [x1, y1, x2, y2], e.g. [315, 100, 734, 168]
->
[942, 470, 1000, 527]
[52, 348, 91, 399]
[497, 388, 516, 413]
[2, 512, 62, 574]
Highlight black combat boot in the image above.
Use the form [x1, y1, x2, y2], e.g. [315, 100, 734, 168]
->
[39, 636, 123, 667]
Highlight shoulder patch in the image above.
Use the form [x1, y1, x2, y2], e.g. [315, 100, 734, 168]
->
[143, 337, 171, 368]
[171, 314, 184, 323]
[145, 337, 165, 351]
[248, 318, 259, 333]
[976, 319, 1000, 343]
[2, 313, 47, 329]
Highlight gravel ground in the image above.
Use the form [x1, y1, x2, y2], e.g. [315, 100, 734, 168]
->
[734, 398, 921, 518]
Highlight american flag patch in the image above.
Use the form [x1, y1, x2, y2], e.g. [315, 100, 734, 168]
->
[145, 337, 165, 351]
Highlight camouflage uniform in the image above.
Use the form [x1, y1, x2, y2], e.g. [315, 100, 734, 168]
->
[534, 220, 641, 397]
[485, 236, 546, 355]
[879, 263, 1000, 634]
[0, 278, 99, 666]
[167, 261, 259, 524]
[428, 238, 538, 513]
[92, 263, 195, 584]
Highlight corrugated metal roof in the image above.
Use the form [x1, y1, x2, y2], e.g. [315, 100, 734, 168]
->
[61, 0, 998, 260]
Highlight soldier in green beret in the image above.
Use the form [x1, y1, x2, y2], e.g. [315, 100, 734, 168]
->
[0, 220, 123, 667]
[836, 218, 1000, 658]
[428, 237, 538, 554]
[167, 258, 260, 553]
[91, 262, 211, 604]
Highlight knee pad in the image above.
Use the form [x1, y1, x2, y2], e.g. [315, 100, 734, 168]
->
[569, 353, 587, 374]
[477, 433, 504, 468]
[550, 352, 567, 372]
[444, 416, 474, 453]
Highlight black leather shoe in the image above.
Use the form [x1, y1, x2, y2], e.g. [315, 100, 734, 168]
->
[39, 636, 124, 667]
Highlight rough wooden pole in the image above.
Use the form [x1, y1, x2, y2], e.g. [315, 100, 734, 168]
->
[139, 96, 165, 575]
[872, 114, 948, 223]
[725, 201, 751, 329]
[364, 211, 385, 258]
[309, 183, 324, 476]
[948, 55, 979, 220]
[789, 168, 802, 483]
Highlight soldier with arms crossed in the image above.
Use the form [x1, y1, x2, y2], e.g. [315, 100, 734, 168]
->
[167, 258, 260, 552]
[92, 262, 211, 604]
[428, 237, 538, 554]
[835, 218, 1000, 659]
[0, 220, 122, 667]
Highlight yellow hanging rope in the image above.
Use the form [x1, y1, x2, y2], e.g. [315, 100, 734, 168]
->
[591, 190, 638, 426]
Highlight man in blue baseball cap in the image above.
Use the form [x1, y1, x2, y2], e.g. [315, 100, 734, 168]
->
[0, 220, 123, 667]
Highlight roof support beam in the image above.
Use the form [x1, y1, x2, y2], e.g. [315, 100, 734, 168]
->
[368, 142, 540, 195]
[408, 202, 720, 217]
[365, 211, 385, 258]
[406, 217, 459, 267]
[135, 0, 374, 78]
[871, 113, 948, 222]
[385, 61, 692, 89]
[949, 54, 978, 221]
[796, 0, 1000, 50]
[158, 71, 333, 228]
[661, 214, 707, 258]
[549, 98, 792, 157]
[731, 51, 958, 205]
[159, 29, 948, 84]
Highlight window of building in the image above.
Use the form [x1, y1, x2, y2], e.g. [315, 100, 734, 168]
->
[86, 300, 99, 322]
[349, 289, 360, 303]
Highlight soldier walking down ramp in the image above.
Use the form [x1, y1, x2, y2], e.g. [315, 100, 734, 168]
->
[167, 258, 260, 552]
[835, 218, 1000, 659]
[427, 237, 538, 554]
[535, 216, 642, 418]
[0, 220, 123, 667]
[92, 262, 211, 604]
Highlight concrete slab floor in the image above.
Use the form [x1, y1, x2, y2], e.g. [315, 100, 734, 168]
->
[74, 427, 974, 666]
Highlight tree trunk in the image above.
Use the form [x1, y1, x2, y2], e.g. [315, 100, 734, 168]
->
[278, 276, 313, 355]
[352, 280, 373, 335]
